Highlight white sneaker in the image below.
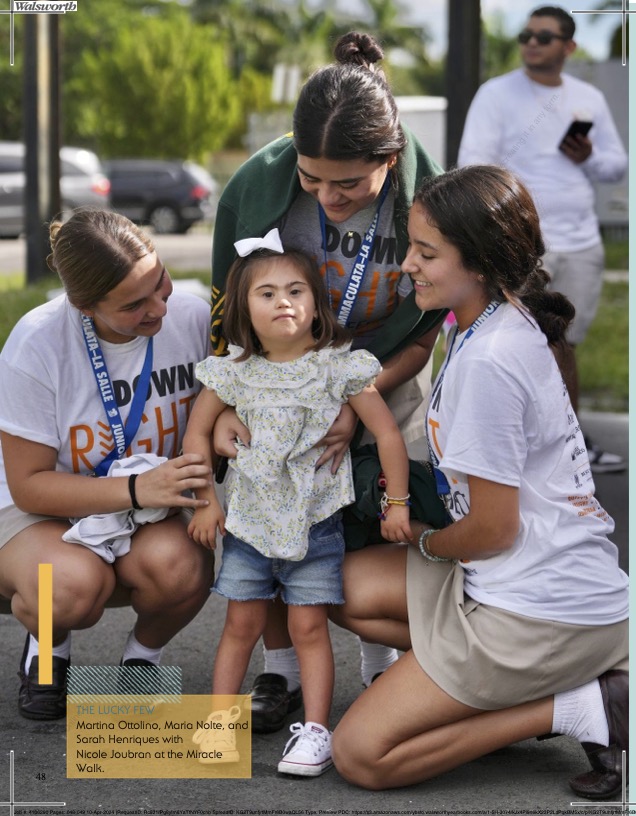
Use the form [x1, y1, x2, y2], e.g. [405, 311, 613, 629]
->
[277, 721, 333, 777]
[585, 437, 626, 474]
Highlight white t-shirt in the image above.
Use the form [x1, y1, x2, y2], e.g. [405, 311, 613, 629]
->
[0, 290, 210, 510]
[426, 303, 628, 625]
[458, 69, 627, 253]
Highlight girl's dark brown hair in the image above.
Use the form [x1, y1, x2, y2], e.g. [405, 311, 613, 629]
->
[48, 208, 154, 310]
[413, 165, 574, 346]
[293, 31, 406, 164]
[222, 248, 350, 361]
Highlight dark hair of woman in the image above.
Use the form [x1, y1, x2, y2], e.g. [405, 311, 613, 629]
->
[413, 165, 574, 346]
[292, 31, 406, 163]
[222, 248, 351, 361]
[48, 208, 154, 310]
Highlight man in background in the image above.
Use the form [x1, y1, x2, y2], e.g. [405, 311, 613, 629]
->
[459, 5, 627, 473]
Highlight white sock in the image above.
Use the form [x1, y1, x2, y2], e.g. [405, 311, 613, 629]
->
[262, 646, 301, 692]
[359, 639, 399, 687]
[552, 679, 609, 746]
[121, 631, 163, 665]
[24, 633, 71, 674]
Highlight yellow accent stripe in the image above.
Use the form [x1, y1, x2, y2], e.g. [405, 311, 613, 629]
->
[211, 292, 225, 316]
[38, 563, 53, 684]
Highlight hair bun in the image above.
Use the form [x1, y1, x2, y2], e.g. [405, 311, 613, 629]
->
[48, 219, 64, 250]
[46, 220, 65, 273]
[334, 32, 384, 69]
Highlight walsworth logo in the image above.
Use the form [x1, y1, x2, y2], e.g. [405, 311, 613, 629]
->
[2, 0, 78, 65]
[13, 1, 77, 8]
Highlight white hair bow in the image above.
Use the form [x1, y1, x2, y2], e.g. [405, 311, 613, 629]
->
[234, 228, 284, 257]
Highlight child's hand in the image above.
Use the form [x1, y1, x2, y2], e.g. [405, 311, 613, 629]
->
[380, 505, 412, 543]
[187, 505, 225, 550]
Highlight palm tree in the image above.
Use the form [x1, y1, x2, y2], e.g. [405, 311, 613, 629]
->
[336, 0, 433, 65]
[584, 1, 629, 61]
[191, 0, 338, 77]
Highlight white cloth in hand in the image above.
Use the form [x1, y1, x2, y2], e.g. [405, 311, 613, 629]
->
[62, 454, 169, 563]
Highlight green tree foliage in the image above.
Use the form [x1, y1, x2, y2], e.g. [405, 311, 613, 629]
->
[225, 66, 279, 149]
[609, 18, 628, 60]
[192, 0, 337, 77]
[66, 5, 240, 160]
[588, 0, 629, 59]
[328, 0, 438, 95]
[480, 12, 521, 80]
[2, 0, 445, 155]
[340, 0, 433, 63]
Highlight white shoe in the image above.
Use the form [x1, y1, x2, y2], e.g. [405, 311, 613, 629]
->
[585, 437, 626, 474]
[277, 721, 333, 777]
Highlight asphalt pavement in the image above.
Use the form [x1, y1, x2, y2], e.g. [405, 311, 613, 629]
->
[0, 412, 628, 816]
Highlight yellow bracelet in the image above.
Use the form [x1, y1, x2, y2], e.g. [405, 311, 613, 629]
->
[378, 493, 411, 520]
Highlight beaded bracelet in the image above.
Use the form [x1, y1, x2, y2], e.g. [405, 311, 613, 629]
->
[418, 528, 453, 563]
[128, 473, 142, 510]
[378, 492, 411, 521]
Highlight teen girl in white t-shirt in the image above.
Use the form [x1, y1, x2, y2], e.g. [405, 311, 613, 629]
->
[0, 210, 214, 721]
[331, 166, 628, 801]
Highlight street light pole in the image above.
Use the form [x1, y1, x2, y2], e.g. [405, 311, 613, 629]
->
[24, 14, 60, 284]
[445, 0, 481, 168]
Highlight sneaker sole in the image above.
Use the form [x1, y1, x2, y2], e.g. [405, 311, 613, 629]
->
[277, 758, 333, 777]
[590, 464, 627, 474]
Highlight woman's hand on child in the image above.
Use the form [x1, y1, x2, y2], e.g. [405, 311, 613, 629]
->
[213, 408, 251, 458]
[315, 404, 358, 473]
[187, 505, 226, 550]
[134, 454, 213, 509]
[380, 505, 412, 543]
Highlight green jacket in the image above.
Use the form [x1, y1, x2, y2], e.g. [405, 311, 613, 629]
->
[210, 125, 447, 361]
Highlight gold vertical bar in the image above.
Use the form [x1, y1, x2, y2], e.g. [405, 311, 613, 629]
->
[38, 563, 53, 684]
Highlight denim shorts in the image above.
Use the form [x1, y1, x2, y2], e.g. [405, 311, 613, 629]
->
[214, 513, 345, 605]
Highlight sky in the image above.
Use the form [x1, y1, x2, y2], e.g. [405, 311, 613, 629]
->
[337, 0, 625, 61]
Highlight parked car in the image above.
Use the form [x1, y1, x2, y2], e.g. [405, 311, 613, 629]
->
[0, 142, 111, 238]
[104, 159, 219, 234]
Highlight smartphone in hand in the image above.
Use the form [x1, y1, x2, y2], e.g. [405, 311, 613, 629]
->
[559, 120, 593, 150]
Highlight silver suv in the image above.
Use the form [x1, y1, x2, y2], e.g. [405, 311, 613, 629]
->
[0, 142, 111, 238]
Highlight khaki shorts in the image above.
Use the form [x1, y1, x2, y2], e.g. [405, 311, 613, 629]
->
[0, 504, 195, 551]
[0, 504, 64, 550]
[543, 244, 605, 346]
[406, 547, 628, 710]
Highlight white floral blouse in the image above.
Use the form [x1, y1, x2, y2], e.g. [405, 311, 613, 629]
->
[195, 344, 381, 560]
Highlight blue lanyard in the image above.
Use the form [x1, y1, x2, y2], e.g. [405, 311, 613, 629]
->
[318, 174, 390, 327]
[80, 314, 154, 476]
[428, 301, 501, 496]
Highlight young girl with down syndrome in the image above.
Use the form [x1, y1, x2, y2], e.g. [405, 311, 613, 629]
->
[184, 230, 412, 777]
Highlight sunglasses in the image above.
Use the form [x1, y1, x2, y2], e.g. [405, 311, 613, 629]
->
[518, 29, 569, 45]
